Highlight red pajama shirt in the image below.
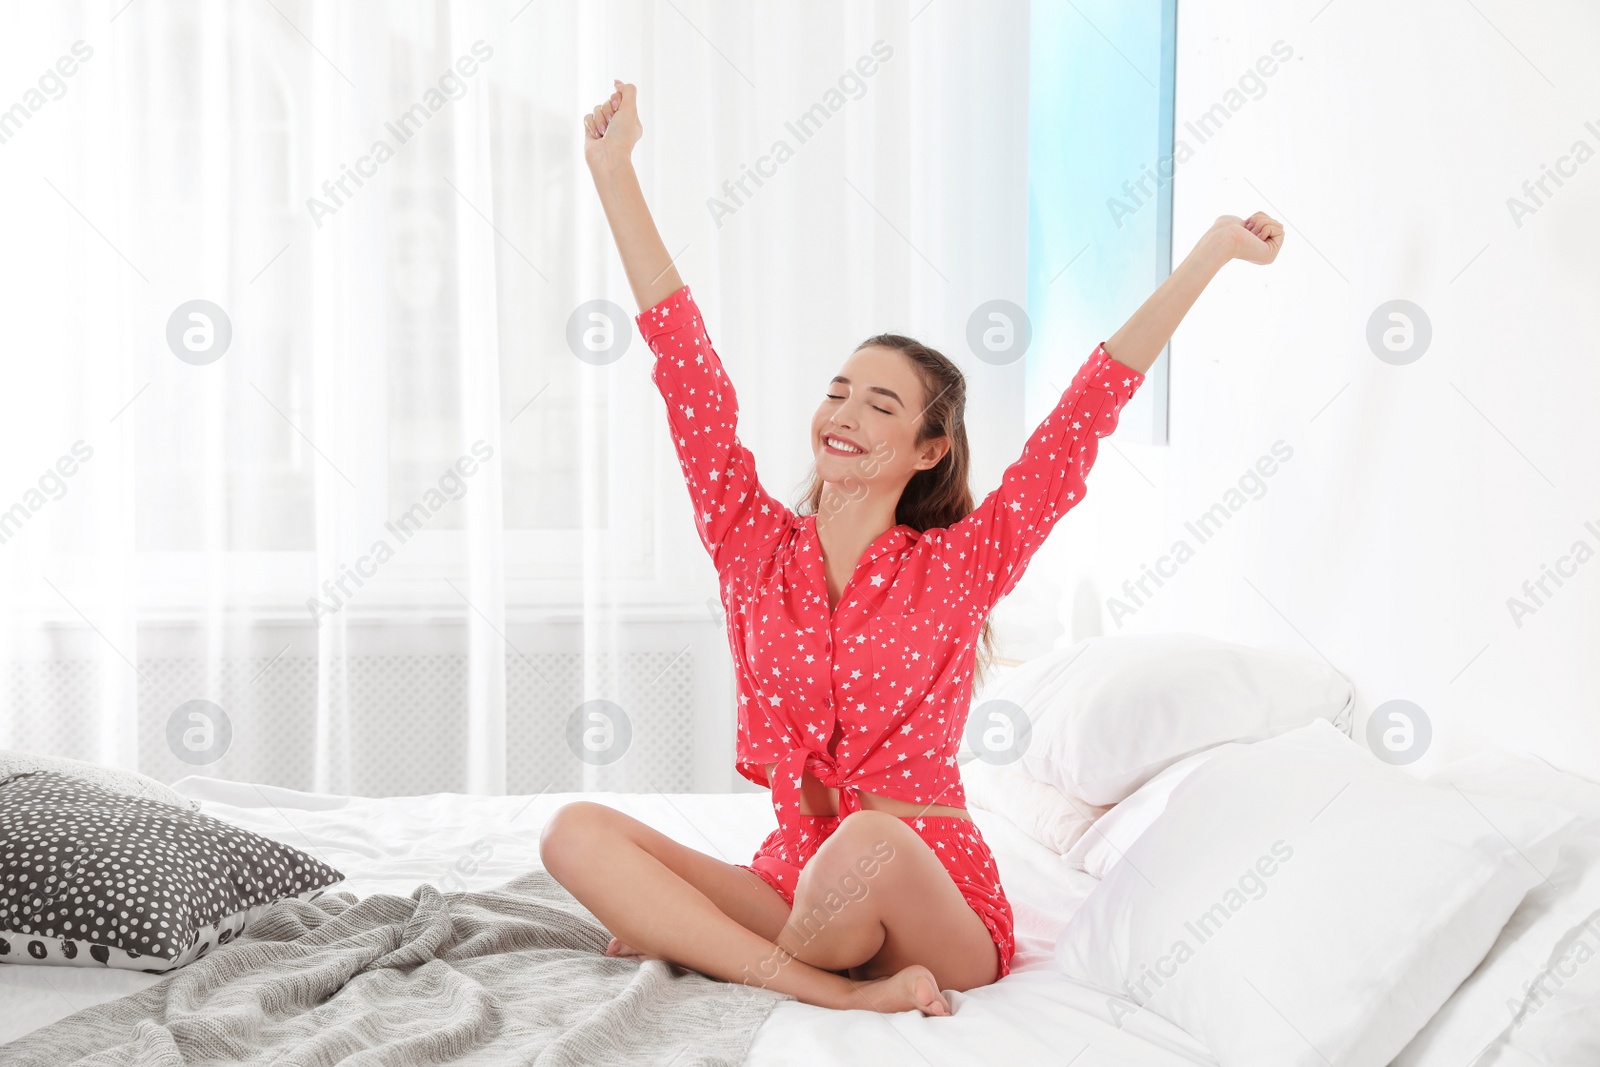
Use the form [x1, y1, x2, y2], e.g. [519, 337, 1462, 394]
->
[637, 285, 1144, 980]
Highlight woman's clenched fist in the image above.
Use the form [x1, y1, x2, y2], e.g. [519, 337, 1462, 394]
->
[583, 79, 643, 171]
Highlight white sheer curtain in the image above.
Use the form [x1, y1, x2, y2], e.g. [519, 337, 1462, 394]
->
[0, 0, 1033, 797]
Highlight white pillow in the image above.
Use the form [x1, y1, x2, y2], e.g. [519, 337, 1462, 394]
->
[1054, 719, 1578, 1067]
[1062, 742, 1244, 877]
[961, 756, 1111, 853]
[1392, 751, 1600, 1066]
[0, 749, 199, 812]
[997, 632, 1353, 805]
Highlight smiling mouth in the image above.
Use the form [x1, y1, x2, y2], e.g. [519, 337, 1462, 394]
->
[822, 435, 866, 455]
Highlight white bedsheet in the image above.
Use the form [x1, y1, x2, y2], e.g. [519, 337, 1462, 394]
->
[0, 779, 1215, 1066]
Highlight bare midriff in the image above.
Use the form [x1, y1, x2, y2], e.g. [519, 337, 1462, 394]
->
[764, 762, 972, 820]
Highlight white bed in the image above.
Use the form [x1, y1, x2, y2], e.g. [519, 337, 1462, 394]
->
[0, 777, 1217, 1066]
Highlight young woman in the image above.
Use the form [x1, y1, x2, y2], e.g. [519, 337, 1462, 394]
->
[541, 80, 1283, 1017]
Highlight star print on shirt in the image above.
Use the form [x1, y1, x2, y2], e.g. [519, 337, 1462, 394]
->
[637, 280, 1143, 851]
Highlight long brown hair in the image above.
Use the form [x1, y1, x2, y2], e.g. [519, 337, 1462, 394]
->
[794, 333, 998, 693]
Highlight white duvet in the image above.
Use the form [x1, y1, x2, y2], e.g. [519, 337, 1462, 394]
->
[0, 779, 1215, 1066]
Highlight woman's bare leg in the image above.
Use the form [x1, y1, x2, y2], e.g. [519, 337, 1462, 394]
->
[773, 810, 1001, 993]
[538, 800, 952, 1014]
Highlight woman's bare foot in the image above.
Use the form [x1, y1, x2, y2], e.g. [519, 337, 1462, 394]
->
[844, 964, 952, 1016]
[604, 935, 661, 961]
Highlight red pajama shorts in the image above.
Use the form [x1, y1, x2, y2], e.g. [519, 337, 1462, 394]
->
[735, 813, 1016, 980]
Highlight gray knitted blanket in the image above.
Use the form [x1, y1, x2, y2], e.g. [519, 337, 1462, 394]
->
[0, 868, 791, 1066]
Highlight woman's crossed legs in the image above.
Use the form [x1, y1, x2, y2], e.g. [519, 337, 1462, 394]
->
[538, 802, 998, 1014]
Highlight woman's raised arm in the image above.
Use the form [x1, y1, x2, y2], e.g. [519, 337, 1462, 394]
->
[583, 80, 683, 314]
[584, 80, 796, 592]
[938, 213, 1284, 614]
[1103, 212, 1284, 373]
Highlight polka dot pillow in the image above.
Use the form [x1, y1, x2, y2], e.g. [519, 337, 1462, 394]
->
[0, 770, 345, 973]
[0, 748, 201, 813]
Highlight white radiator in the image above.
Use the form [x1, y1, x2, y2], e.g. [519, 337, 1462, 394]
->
[6, 648, 699, 797]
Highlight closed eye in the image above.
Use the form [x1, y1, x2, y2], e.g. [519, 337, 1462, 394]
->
[825, 392, 891, 415]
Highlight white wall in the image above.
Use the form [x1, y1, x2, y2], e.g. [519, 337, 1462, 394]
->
[1011, 0, 1600, 779]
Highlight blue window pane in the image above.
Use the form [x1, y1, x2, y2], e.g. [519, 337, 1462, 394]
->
[1028, 0, 1176, 444]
